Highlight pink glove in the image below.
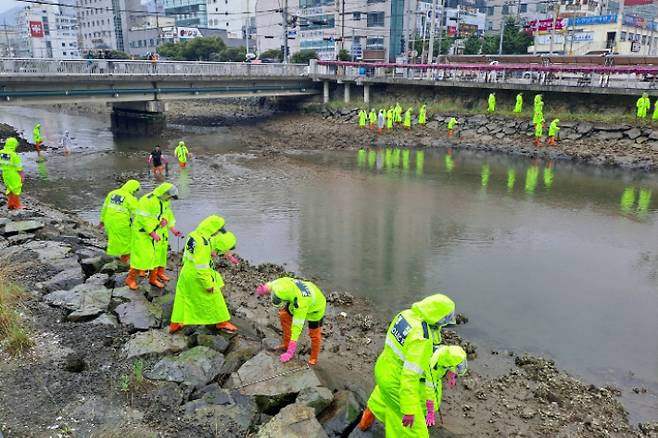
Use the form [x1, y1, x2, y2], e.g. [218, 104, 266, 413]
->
[211, 251, 218, 258]
[425, 400, 436, 427]
[225, 253, 239, 266]
[256, 284, 270, 296]
[160, 218, 168, 228]
[98, 222, 104, 230]
[402, 415, 414, 427]
[447, 371, 457, 389]
[171, 227, 183, 237]
[206, 287, 214, 293]
[150, 231, 161, 241]
[279, 340, 297, 363]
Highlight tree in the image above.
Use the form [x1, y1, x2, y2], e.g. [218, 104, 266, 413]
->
[157, 42, 184, 60]
[463, 34, 482, 55]
[481, 35, 500, 54]
[290, 49, 319, 64]
[501, 17, 533, 54]
[211, 46, 246, 62]
[259, 48, 283, 61]
[337, 48, 351, 61]
[181, 37, 227, 61]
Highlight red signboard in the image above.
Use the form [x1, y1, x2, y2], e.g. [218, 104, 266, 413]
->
[524, 18, 565, 33]
[29, 21, 44, 38]
[625, 0, 653, 5]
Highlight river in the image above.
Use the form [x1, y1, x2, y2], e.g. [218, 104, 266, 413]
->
[3, 106, 658, 424]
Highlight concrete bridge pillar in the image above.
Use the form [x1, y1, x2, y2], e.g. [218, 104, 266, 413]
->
[111, 101, 167, 136]
[323, 81, 330, 104]
[344, 83, 350, 103]
[363, 84, 370, 104]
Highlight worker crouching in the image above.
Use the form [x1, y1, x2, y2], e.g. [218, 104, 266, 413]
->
[256, 277, 327, 365]
[169, 216, 239, 334]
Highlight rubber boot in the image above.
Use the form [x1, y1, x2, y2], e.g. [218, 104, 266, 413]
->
[125, 268, 139, 290]
[216, 321, 238, 332]
[308, 327, 322, 365]
[157, 266, 171, 282]
[278, 308, 292, 350]
[169, 323, 184, 334]
[139, 270, 146, 278]
[6, 194, 15, 209]
[358, 407, 375, 431]
[119, 254, 130, 264]
[148, 270, 164, 288]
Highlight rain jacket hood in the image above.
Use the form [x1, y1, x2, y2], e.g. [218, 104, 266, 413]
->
[121, 180, 140, 194]
[153, 182, 176, 199]
[411, 294, 455, 326]
[197, 215, 225, 237]
[4, 137, 18, 152]
[431, 345, 467, 371]
[214, 231, 236, 251]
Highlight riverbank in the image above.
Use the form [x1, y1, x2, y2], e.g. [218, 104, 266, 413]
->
[0, 195, 656, 437]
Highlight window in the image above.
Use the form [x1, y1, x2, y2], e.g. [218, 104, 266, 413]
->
[301, 14, 335, 30]
[150, 39, 154, 46]
[62, 42, 65, 47]
[520, 3, 527, 12]
[367, 11, 385, 27]
[63, 51, 66, 55]
[486, 6, 494, 15]
[642, 35, 647, 44]
[353, 12, 361, 21]
[621, 31, 626, 41]
[366, 36, 384, 50]
[502, 5, 509, 14]
[367, 0, 385, 3]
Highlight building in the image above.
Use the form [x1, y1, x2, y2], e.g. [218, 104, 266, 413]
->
[530, 14, 658, 55]
[16, 3, 79, 58]
[254, 0, 297, 56]
[76, 0, 147, 52]
[414, 2, 486, 56]
[164, 0, 208, 27]
[0, 24, 19, 57]
[126, 25, 243, 57]
[480, 0, 551, 32]
[206, 0, 255, 42]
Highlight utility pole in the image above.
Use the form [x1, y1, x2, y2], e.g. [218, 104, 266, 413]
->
[427, 0, 438, 64]
[341, 0, 345, 52]
[411, 5, 418, 62]
[499, 20, 505, 54]
[614, 0, 624, 53]
[282, 0, 288, 63]
[245, 0, 250, 54]
[437, 0, 445, 62]
[549, 0, 559, 55]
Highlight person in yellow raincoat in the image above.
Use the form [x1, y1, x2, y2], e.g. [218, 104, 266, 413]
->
[256, 276, 327, 365]
[358, 294, 456, 437]
[386, 108, 394, 130]
[514, 93, 523, 113]
[637, 93, 651, 119]
[99, 180, 140, 263]
[153, 193, 183, 285]
[534, 119, 545, 146]
[169, 215, 238, 334]
[369, 109, 377, 130]
[403, 108, 412, 129]
[126, 182, 179, 290]
[174, 141, 189, 168]
[33, 123, 43, 158]
[360, 345, 468, 434]
[447, 117, 458, 138]
[359, 109, 368, 128]
[0, 137, 24, 210]
[394, 103, 403, 123]
[418, 104, 427, 126]
[487, 93, 496, 113]
[547, 119, 560, 145]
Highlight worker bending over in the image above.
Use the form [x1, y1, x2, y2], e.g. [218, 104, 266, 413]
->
[547, 119, 560, 145]
[447, 117, 458, 139]
[257, 276, 327, 365]
[99, 180, 140, 263]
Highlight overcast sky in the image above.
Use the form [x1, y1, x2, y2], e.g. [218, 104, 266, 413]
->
[0, 0, 19, 14]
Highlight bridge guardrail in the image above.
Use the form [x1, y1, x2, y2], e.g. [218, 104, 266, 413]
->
[313, 60, 658, 90]
[0, 58, 310, 77]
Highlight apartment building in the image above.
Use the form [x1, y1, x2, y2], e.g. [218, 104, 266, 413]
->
[16, 3, 79, 58]
[76, 0, 146, 52]
[206, 0, 255, 41]
[164, 0, 208, 27]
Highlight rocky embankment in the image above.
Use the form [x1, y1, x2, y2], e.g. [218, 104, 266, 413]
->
[239, 107, 658, 170]
[0, 196, 657, 437]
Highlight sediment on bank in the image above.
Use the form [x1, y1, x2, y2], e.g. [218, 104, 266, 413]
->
[0, 193, 656, 437]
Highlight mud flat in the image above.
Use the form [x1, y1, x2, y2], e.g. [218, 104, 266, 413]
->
[0, 194, 655, 437]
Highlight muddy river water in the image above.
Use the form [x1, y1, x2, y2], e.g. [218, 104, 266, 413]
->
[3, 106, 658, 423]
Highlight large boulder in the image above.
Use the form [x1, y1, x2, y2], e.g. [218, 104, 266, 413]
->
[113, 290, 162, 331]
[1, 220, 44, 236]
[347, 422, 385, 437]
[226, 351, 322, 414]
[146, 346, 224, 389]
[296, 386, 334, 415]
[183, 385, 258, 435]
[37, 267, 85, 293]
[318, 390, 364, 437]
[122, 329, 188, 359]
[257, 403, 328, 438]
[43, 283, 112, 321]
[220, 337, 262, 375]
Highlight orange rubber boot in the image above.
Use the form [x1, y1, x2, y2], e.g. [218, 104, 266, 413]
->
[358, 407, 375, 431]
[216, 321, 238, 332]
[278, 308, 292, 350]
[125, 268, 139, 290]
[6, 194, 15, 209]
[157, 267, 171, 282]
[148, 270, 164, 288]
[308, 327, 322, 365]
[169, 323, 184, 334]
[119, 254, 130, 264]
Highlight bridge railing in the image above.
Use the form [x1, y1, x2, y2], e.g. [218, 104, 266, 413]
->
[0, 58, 309, 77]
[313, 60, 658, 90]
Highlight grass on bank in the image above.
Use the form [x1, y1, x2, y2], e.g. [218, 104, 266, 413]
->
[0, 269, 34, 357]
[322, 98, 648, 126]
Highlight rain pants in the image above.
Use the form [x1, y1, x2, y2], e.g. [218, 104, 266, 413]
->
[266, 277, 326, 342]
[100, 180, 139, 257]
[0, 138, 22, 195]
[171, 215, 231, 325]
[368, 294, 456, 438]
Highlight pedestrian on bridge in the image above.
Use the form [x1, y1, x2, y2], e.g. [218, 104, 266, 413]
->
[487, 93, 496, 113]
[403, 108, 412, 129]
[447, 117, 458, 139]
[359, 109, 368, 129]
[547, 119, 560, 145]
[369, 109, 377, 130]
[33, 123, 43, 159]
[418, 104, 427, 126]
[637, 93, 651, 119]
[514, 93, 523, 113]
[256, 277, 327, 365]
[0, 137, 24, 210]
[174, 141, 189, 168]
[99, 180, 140, 264]
[169, 215, 239, 335]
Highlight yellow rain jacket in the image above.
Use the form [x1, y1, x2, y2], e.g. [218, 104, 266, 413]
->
[100, 180, 140, 257]
[266, 277, 327, 342]
[0, 137, 23, 195]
